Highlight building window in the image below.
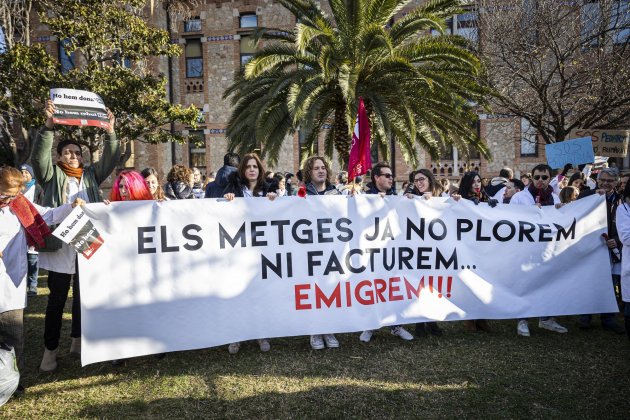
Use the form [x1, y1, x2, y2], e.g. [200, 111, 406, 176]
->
[520, 118, 538, 157]
[240, 13, 258, 28]
[431, 17, 453, 36]
[196, 108, 205, 124]
[240, 35, 256, 66]
[439, 143, 455, 160]
[59, 38, 75, 74]
[457, 11, 478, 43]
[113, 52, 132, 69]
[188, 130, 206, 168]
[185, 39, 203, 78]
[184, 17, 202, 32]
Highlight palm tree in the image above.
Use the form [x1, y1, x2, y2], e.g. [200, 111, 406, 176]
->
[224, 0, 489, 167]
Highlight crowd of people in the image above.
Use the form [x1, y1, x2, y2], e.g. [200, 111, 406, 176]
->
[1, 103, 629, 401]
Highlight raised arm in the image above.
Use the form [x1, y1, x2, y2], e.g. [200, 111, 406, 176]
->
[92, 109, 120, 184]
[31, 100, 57, 185]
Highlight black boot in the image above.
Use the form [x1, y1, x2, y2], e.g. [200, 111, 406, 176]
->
[415, 322, 427, 338]
[427, 322, 443, 337]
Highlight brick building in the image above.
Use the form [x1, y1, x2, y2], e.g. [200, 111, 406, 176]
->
[30, 1, 629, 186]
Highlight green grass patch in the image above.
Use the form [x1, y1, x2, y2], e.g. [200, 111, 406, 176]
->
[3, 277, 630, 418]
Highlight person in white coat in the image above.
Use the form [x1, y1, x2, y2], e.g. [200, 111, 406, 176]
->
[615, 180, 630, 340]
[0, 166, 82, 396]
[510, 163, 568, 336]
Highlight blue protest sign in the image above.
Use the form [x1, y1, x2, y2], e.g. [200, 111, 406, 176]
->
[545, 137, 595, 169]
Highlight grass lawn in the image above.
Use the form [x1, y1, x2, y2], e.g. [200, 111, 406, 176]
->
[2, 277, 630, 419]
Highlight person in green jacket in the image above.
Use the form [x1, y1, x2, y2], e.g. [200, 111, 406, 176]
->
[32, 99, 119, 372]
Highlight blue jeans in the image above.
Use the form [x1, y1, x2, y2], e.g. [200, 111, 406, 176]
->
[27, 253, 39, 291]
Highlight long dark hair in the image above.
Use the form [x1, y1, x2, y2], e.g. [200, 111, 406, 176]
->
[458, 171, 485, 200]
[238, 153, 265, 196]
[411, 169, 439, 195]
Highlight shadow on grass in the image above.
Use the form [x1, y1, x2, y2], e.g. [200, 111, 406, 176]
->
[12, 275, 630, 418]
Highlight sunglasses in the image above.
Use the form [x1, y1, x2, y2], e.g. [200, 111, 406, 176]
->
[533, 175, 549, 181]
[379, 173, 393, 179]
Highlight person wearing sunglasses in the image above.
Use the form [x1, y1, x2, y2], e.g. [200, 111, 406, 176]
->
[1, 166, 84, 397]
[510, 163, 568, 336]
[359, 162, 414, 343]
[32, 100, 119, 372]
[365, 162, 396, 196]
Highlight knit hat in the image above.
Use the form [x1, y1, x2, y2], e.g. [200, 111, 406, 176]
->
[18, 163, 34, 178]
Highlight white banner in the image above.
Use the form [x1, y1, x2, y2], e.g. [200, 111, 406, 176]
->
[77, 195, 617, 365]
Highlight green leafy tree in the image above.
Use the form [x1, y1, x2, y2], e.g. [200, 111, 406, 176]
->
[0, 0, 198, 166]
[224, 0, 489, 167]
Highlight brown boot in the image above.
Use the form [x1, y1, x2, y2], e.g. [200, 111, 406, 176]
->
[464, 320, 477, 331]
[476, 319, 492, 333]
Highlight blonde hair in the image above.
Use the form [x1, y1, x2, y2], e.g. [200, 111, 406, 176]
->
[0, 166, 25, 191]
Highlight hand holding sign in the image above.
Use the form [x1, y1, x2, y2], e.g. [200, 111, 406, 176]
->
[48, 88, 113, 132]
[545, 137, 595, 169]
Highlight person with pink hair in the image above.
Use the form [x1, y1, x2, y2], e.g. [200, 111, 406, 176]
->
[106, 170, 154, 366]
[109, 170, 153, 202]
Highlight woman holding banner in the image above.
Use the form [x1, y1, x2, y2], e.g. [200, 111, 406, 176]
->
[456, 171, 495, 333]
[110, 170, 153, 202]
[404, 169, 445, 338]
[1, 166, 84, 395]
[141, 167, 167, 201]
[223, 153, 277, 354]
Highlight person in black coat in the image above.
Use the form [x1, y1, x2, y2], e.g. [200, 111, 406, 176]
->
[222, 153, 273, 198]
[205, 152, 240, 198]
[222, 153, 277, 354]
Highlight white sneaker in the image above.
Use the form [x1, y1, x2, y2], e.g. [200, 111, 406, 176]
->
[228, 342, 241, 354]
[391, 326, 414, 341]
[539, 318, 568, 333]
[517, 320, 530, 337]
[258, 339, 271, 352]
[359, 330, 374, 343]
[323, 334, 339, 348]
[310, 335, 325, 350]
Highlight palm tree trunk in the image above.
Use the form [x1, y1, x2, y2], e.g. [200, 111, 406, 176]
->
[333, 100, 350, 168]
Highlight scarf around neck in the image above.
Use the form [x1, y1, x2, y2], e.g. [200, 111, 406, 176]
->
[527, 183, 554, 206]
[8, 194, 52, 248]
[57, 162, 84, 181]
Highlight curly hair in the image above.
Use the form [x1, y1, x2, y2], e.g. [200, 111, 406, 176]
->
[302, 156, 332, 185]
[0, 166, 24, 191]
[167, 164, 193, 184]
